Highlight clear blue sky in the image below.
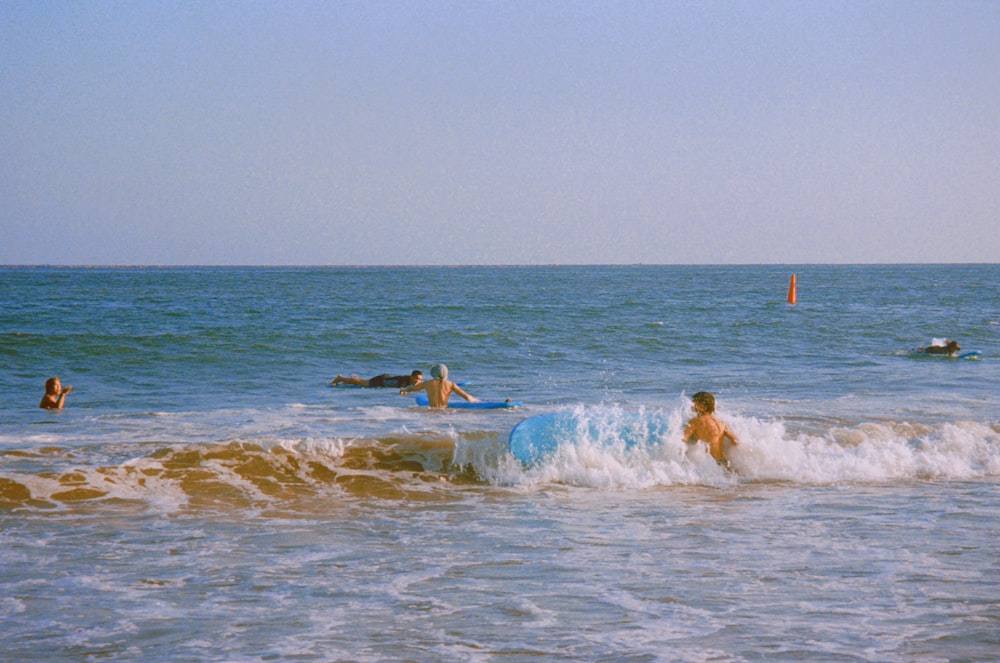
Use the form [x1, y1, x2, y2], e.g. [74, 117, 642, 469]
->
[2, 1, 998, 265]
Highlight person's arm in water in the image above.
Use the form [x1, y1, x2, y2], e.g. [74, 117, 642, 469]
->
[449, 382, 478, 403]
[399, 381, 424, 395]
[722, 420, 738, 446]
[39, 380, 72, 409]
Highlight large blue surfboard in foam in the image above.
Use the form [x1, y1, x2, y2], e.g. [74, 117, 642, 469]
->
[415, 394, 521, 409]
[508, 410, 670, 466]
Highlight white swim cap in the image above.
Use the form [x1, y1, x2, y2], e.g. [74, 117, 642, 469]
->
[431, 364, 448, 379]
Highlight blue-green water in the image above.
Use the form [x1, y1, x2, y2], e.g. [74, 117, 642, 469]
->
[2, 265, 998, 661]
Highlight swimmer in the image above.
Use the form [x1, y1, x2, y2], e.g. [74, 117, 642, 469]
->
[684, 391, 738, 469]
[399, 364, 478, 408]
[39, 376, 72, 409]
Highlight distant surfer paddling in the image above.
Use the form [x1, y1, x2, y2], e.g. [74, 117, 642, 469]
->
[332, 370, 423, 388]
[920, 340, 960, 356]
[684, 391, 738, 470]
[400, 364, 478, 408]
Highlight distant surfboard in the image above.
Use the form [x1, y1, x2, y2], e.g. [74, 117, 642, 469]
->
[906, 349, 981, 360]
[414, 394, 521, 409]
[508, 410, 670, 465]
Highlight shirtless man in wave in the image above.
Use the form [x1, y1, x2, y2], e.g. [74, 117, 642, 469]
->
[684, 391, 738, 470]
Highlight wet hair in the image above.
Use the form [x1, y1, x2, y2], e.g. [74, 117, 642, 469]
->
[691, 391, 715, 413]
[45, 377, 59, 393]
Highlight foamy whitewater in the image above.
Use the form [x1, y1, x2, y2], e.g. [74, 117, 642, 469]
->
[2, 265, 998, 661]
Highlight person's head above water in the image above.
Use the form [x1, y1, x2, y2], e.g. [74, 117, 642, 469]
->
[691, 391, 716, 414]
[430, 364, 448, 380]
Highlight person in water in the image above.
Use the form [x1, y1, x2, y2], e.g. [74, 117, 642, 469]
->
[399, 364, 478, 408]
[39, 376, 73, 409]
[684, 391, 738, 469]
[922, 340, 960, 356]
[331, 370, 423, 388]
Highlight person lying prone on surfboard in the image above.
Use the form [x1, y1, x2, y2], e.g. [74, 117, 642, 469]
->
[399, 364, 478, 408]
[332, 370, 422, 387]
[921, 340, 960, 356]
[684, 391, 738, 470]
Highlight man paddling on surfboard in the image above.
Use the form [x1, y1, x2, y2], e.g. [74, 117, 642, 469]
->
[399, 364, 478, 408]
[920, 340, 960, 356]
[332, 370, 422, 388]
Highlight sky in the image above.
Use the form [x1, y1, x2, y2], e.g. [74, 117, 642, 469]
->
[2, 0, 998, 265]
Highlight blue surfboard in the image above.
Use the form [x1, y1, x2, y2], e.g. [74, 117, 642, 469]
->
[907, 349, 981, 360]
[508, 410, 670, 465]
[415, 394, 521, 409]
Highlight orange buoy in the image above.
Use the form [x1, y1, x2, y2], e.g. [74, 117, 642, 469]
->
[787, 273, 797, 304]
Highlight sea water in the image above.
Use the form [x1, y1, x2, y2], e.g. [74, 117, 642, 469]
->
[1, 264, 998, 661]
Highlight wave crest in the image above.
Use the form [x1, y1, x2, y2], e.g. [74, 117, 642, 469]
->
[0, 434, 485, 512]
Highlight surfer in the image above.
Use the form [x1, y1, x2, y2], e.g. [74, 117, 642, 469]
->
[921, 340, 960, 356]
[331, 370, 423, 388]
[39, 376, 72, 409]
[399, 364, 478, 408]
[684, 391, 738, 469]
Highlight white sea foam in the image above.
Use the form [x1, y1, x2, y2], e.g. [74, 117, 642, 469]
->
[735, 416, 1000, 483]
[0, 596, 26, 618]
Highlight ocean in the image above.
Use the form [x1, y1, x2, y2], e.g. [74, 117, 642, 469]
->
[1, 264, 998, 662]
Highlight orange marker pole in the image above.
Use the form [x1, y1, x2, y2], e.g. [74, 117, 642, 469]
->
[787, 273, 797, 304]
